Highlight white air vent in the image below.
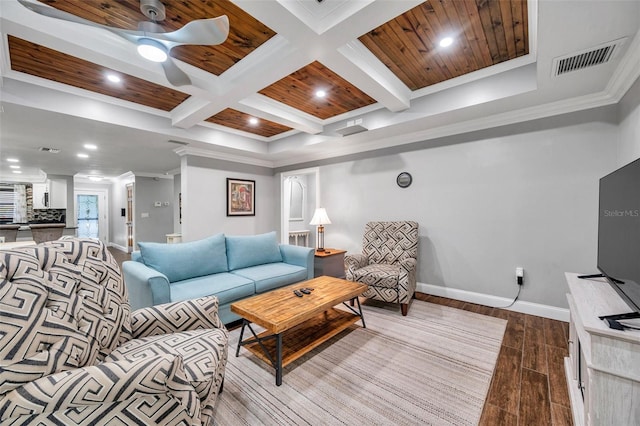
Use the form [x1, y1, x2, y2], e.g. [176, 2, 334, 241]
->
[38, 147, 60, 153]
[553, 38, 627, 76]
[335, 118, 367, 136]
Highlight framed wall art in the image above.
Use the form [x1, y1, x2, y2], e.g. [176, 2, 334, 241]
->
[227, 178, 255, 216]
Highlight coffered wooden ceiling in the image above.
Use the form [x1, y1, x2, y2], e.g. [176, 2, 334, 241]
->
[7, 0, 529, 139]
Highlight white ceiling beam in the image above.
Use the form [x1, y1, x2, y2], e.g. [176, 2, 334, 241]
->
[237, 94, 323, 134]
[323, 40, 410, 112]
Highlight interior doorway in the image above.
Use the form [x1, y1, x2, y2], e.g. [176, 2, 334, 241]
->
[281, 167, 320, 248]
[75, 189, 108, 243]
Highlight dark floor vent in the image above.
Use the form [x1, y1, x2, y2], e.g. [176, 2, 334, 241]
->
[553, 38, 626, 76]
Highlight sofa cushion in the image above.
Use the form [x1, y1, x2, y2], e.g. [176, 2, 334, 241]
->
[226, 231, 282, 270]
[169, 273, 255, 306]
[139, 234, 227, 283]
[232, 262, 308, 293]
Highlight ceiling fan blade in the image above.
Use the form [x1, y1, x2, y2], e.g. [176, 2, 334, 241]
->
[161, 58, 192, 87]
[17, 0, 141, 43]
[152, 16, 230, 49]
[18, 0, 109, 30]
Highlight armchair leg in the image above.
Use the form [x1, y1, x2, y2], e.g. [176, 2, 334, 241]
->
[401, 303, 409, 316]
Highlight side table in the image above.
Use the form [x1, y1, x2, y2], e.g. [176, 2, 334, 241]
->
[314, 248, 346, 278]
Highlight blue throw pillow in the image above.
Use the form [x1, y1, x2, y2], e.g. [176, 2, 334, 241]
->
[138, 233, 228, 283]
[226, 231, 282, 270]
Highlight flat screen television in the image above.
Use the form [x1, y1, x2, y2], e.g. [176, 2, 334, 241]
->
[596, 157, 640, 317]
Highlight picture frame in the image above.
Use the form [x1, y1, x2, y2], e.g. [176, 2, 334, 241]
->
[227, 178, 255, 216]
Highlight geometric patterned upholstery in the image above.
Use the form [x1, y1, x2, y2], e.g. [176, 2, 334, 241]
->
[0, 238, 228, 425]
[345, 221, 418, 316]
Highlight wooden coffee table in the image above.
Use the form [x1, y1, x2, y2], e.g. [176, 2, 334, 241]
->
[231, 276, 367, 386]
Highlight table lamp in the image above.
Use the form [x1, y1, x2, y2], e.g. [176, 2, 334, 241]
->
[309, 208, 331, 252]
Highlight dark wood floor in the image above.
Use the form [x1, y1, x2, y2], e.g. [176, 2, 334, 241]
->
[415, 293, 573, 426]
[110, 248, 572, 425]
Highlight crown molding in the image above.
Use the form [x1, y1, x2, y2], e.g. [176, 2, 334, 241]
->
[174, 147, 275, 168]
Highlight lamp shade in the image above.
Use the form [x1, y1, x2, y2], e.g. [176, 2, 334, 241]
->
[309, 208, 331, 225]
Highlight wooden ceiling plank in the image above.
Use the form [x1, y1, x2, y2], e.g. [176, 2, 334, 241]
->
[358, 28, 419, 91]
[385, 17, 441, 89]
[475, 0, 500, 63]
[426, 0, 474, 78]
[457, 0, 494, 68]
[486, 0, 510, 63]
[9, 36, 188, 112]
[439, 0, 481, 74]
[450, 0, 487, 70]
[403, 10, 453, 87]
[206, 108, 291, 138]
[48, 0, 141, 29]
[498, 0, 517, 59]
[511, 0, 528, 57]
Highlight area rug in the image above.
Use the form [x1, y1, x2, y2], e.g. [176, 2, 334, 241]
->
[213, 300, 506, 425]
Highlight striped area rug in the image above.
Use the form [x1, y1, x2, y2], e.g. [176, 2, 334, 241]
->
[213, 300, 506, 425]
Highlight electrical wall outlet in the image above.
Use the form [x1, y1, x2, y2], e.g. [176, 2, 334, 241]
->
[516, 267, 524, 285]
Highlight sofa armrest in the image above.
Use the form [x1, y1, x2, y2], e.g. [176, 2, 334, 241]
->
[279, 244, 314, 280]
[0, 355, 200, 423]
[123, 260, 171, 310]
[344, 253, 368, 281]
[131, 296, 225, 339]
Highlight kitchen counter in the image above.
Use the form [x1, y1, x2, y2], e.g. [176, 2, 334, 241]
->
[14, 224, 78, 243]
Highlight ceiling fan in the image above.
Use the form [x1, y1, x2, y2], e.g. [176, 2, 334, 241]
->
[17, 0, 229, 87]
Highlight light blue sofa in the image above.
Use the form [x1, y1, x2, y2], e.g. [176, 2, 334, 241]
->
[123, 231, 314, 324]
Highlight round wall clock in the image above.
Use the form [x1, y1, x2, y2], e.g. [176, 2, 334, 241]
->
[396, 172, 412, 188]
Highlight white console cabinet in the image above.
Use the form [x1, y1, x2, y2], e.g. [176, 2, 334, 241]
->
[565, 273, 640, 426]
[32, 179, 67, 209]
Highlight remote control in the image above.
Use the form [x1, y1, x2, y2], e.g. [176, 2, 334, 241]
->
[300, 288, 311, 294]
[293, 290, 303, 297]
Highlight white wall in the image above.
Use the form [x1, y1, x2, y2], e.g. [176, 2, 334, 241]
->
[181, 157, 277, 242]
[311, 107, 619, 309]
[618, 75, 640, 165]
[110, 174, 133, 250]
[134, 176, 174, 244]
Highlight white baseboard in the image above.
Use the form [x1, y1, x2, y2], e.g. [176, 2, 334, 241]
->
[108, 242, 129, 253]
[417, 282, 569, 322]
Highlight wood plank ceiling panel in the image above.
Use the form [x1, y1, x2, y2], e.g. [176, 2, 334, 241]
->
[40, 0, 276, 76]
[8, 35, 189, 111]
[358, 0, 529, 91]
[206, 109, 293, 138]
[258, 61, 377, 120]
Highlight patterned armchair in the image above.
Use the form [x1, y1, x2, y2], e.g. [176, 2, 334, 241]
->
[0, 238, 228, 425]
[345, 221, 418, 316]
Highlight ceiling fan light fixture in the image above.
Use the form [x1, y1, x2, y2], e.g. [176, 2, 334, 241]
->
[137, 38, 168, 62]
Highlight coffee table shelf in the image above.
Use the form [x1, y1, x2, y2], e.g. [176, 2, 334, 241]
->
[243, 307, 361, 368]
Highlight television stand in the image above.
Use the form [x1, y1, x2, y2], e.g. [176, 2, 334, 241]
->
[564, 273, 640, 425]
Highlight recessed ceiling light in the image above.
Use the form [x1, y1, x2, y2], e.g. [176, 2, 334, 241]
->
[248, 117, 259, 126]
[88, 176, 103, 182]
[9, 165, 20, 169]
[77, 153, 89, 158]
[12, 170, 22, 174]
[106, 74, 121, 83]
[315, 89, 327, 98]
[439, 37, 454, 48]
[7, 158, 19, 163]
[84, 143, 98, 150]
